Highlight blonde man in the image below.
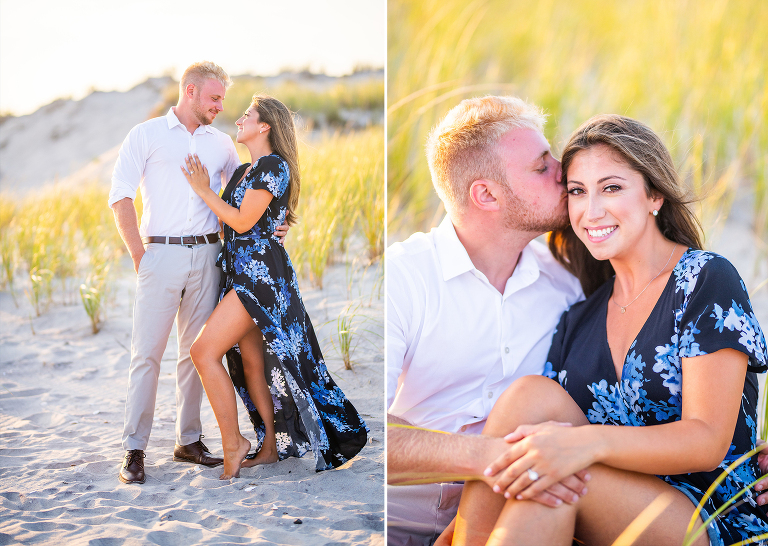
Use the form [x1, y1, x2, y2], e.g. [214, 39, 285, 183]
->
[386, 96, 585, 543]
[110, 61, 239, 484]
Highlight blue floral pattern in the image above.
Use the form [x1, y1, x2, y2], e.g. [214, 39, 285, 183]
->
[544, 249, 768, 545]
[217, 156, 368, 471]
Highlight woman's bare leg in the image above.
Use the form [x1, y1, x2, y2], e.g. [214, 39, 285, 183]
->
[237, 327, 279, 467]
[453, 376, 709, 546]
[453, 376, 586, 546]
[189, 290, 255, 480]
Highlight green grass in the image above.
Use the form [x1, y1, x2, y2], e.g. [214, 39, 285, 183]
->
[279, 128, 385, 287]
[387, 0, 768, 244]
[0, 127, 383, 327]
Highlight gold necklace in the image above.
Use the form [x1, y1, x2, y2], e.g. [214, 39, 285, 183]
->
[612, 245, 677, 314]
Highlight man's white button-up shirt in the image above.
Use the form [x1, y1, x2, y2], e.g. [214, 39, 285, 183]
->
[387, 216, 584, 435]
[108, 108, 240, 237]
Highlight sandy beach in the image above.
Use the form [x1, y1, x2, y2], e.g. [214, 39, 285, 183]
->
[0, 250, 384, 545]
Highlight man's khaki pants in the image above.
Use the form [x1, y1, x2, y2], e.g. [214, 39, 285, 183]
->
[387, 483, 463, 546]
[122, 242, 221, 451]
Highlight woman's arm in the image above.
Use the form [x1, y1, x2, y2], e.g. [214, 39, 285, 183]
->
[182, 154, 272, 234]
[485, 348, 748, 501]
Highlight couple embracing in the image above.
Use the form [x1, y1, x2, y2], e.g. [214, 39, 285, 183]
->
[387, 96, 768, 545]
[109, 61, 367, 484]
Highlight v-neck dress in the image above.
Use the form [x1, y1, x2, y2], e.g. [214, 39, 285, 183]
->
[544, 249, 768, 545]
[217, 156, 368, 471]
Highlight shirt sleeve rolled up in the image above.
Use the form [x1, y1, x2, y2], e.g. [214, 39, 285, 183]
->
[108, 124, 146, 208]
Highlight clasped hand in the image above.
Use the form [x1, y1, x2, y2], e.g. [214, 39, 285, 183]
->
[483, 421, 593, 505]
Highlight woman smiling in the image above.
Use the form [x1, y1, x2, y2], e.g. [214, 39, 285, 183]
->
[445, 115, 767, 546]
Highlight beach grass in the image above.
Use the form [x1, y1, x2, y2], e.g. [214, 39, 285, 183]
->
[219, 75, 384, 130]
[387, 0, 768, 246]
[149, 73, 384, 131]
[0, 127, 383, 328]
[279, 127, 385, 286]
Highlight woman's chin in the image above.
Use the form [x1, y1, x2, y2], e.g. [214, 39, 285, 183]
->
[583, 242, 617, 262]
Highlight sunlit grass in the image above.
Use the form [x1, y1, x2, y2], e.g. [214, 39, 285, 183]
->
[219, 76, 384, 129]
[281, 128, 385, 287]
[387, 0, 768, 245]
[0, 128, 383, 330]
[149, 74, 384, 131]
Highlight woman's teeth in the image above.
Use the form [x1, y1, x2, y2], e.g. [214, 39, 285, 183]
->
[587, 226, 616, 238]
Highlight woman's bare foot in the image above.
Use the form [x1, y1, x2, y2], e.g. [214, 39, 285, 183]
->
[219, 436, 251, 480]
[241, 441, 279, 468]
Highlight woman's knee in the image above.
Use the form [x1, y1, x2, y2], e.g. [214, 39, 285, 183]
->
[485, 375, 580, 433]
[189, 337, 219, 369]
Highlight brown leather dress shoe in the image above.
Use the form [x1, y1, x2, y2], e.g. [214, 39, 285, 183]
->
[118, 449, 145, 484]
[173, 435, 223, 467]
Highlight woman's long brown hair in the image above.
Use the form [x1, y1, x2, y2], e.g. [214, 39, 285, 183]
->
[252, 95, 301, 226]
[549, 115, 704, 296]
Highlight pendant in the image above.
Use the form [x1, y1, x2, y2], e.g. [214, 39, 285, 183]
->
[620, 307, 626, 313]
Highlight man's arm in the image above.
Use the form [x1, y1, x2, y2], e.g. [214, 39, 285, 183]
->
[111, 198, 144, 273]
[387, 413, 506, 485]
[388, 413, 586, 508]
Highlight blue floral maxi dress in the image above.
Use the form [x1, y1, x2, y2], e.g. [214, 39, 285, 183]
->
[217, 156, 368, 471]
[544, 249, 768, 545]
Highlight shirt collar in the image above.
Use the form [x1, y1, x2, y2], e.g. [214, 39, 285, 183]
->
[433, 215, 545, 291]
[434, 216, 477, 281]
[166, 108, 214, 134]
[505, 243, 541, 296]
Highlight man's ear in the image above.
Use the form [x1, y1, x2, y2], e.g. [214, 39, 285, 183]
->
[469, 179, 502, 212]
[184, 83, 196, 99]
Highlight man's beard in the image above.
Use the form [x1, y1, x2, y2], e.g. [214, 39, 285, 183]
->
[192, 97, 214, 125]
[501, 183, 569, 233]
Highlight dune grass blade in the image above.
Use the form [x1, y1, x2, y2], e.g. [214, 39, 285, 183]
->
[729, 533, 768, 546]
[610, 492, 675, 546]
[683, 442, 768, 546]
[79, 261, 111, 335]
[25, 267, 53, 316]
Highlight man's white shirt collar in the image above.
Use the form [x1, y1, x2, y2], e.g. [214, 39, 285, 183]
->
[434, 216, 543, 297]
[166, 108, 214, 135]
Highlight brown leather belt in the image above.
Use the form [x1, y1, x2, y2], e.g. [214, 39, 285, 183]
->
[142, 233, 219, 245]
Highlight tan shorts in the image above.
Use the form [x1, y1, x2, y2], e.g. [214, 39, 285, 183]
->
[387, 483, 463, 546]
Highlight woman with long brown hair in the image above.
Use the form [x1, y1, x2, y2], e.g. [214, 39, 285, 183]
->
[181, 95, 368, 479]
[444, 115, 767, 545]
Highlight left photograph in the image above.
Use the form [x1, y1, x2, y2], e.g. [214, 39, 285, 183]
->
[0, 1, 385, 543]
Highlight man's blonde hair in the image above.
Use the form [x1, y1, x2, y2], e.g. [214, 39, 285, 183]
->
[426, 96, 546, 210]
[180, 61, 232, 93]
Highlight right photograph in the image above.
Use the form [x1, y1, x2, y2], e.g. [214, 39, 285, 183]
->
[385, 1, 768, 545]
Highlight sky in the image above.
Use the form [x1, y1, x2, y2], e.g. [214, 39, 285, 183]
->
[0, 0, 386, 116]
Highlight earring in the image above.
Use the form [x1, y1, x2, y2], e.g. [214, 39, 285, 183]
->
[259, 129, 264, 133]
[652, 210, 658, 217]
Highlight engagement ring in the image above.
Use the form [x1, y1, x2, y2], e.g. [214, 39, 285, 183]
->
[527, 468, 539, 481]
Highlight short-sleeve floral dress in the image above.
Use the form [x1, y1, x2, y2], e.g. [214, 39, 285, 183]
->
[217, 154, 368, 471]
[544, 249, 767, 545]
